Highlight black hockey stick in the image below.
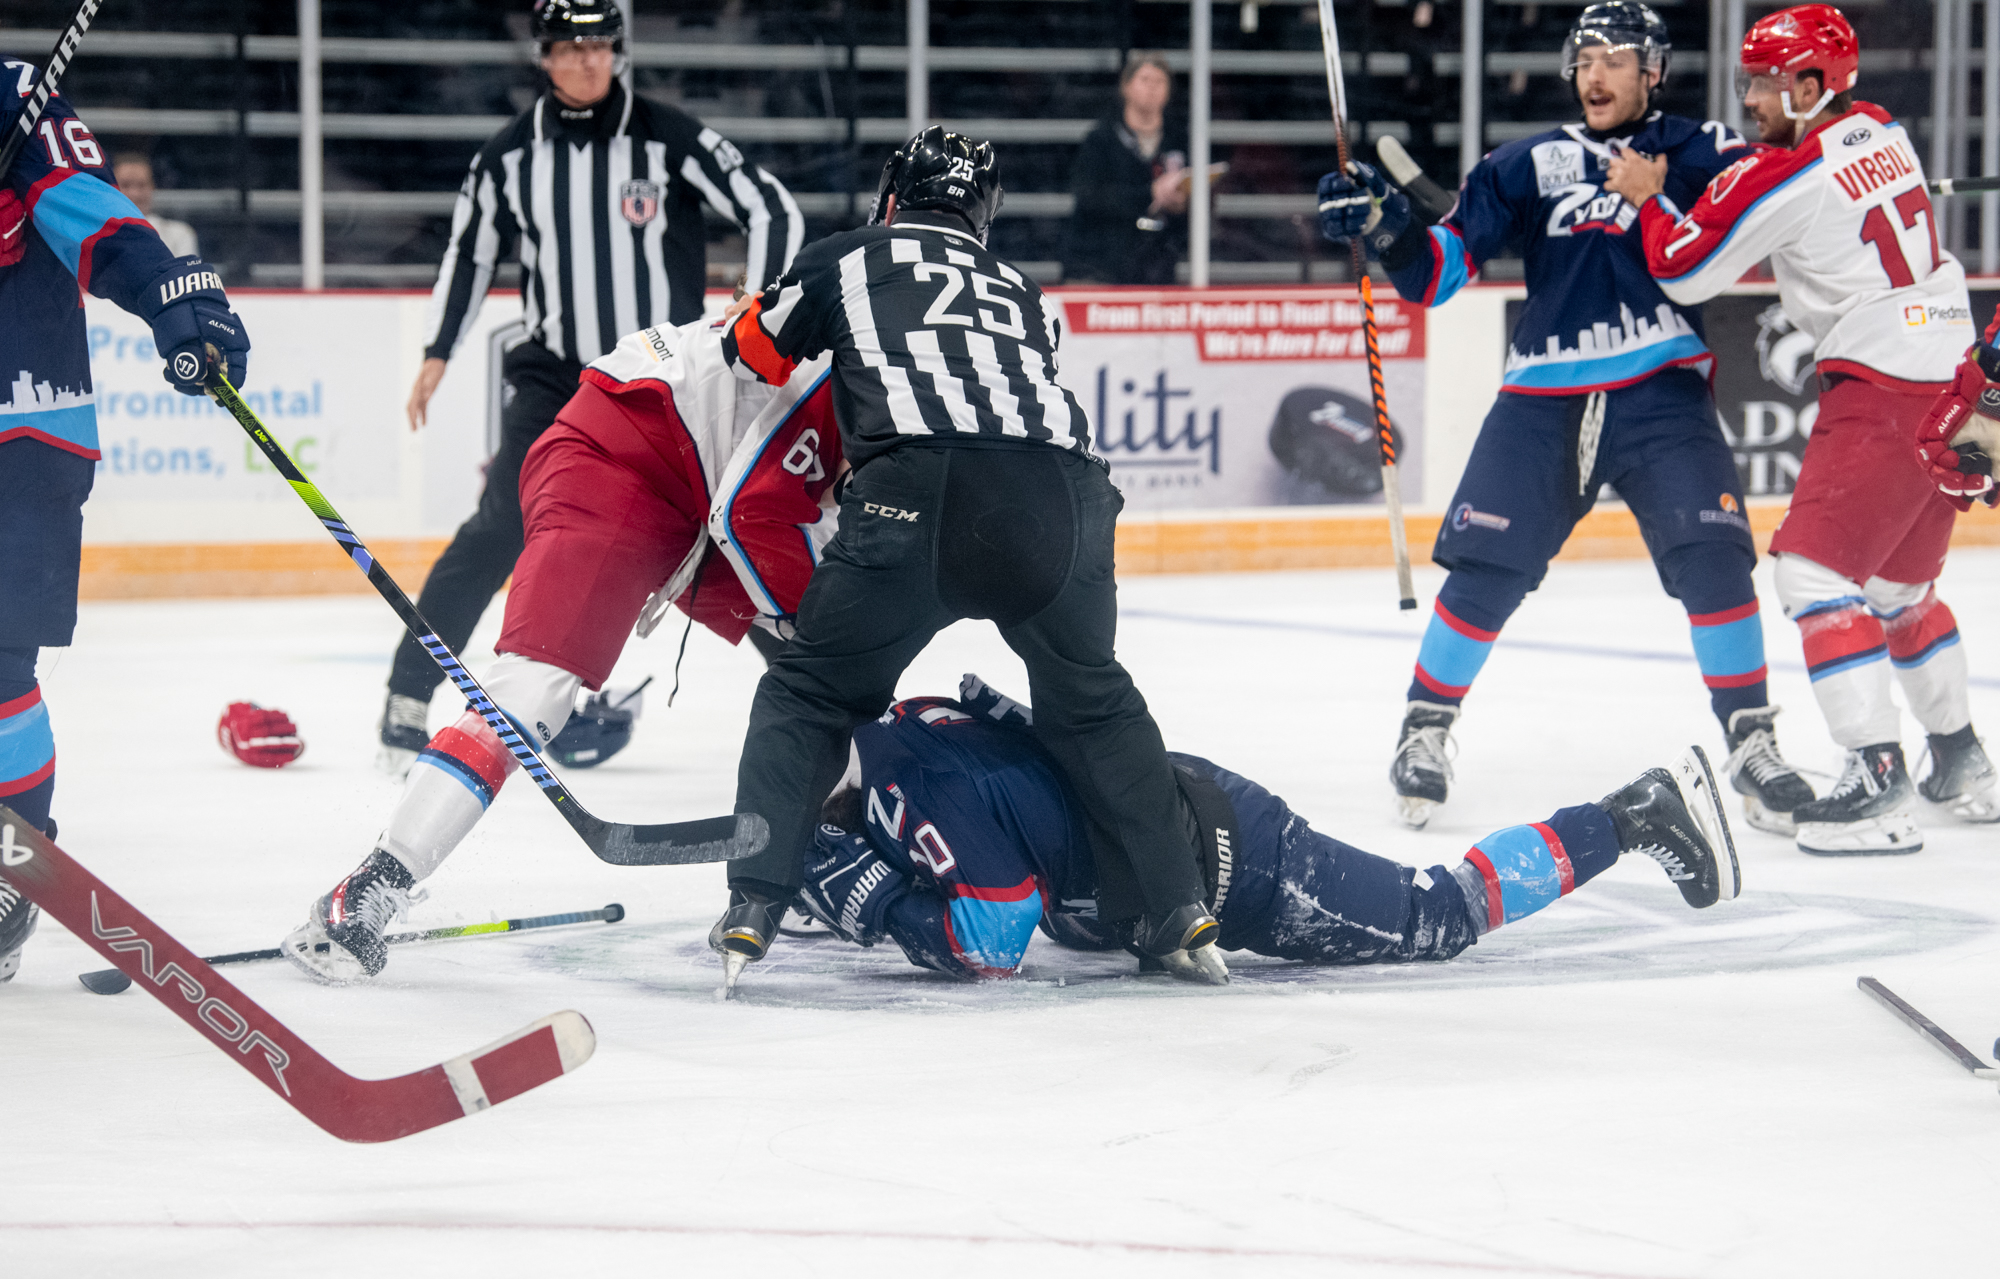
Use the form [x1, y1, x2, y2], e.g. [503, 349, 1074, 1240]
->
[1373, 136, 1456, 224]
[1, 809, 594, 1142]
[1928, 176, 2000, 197]
[1316, 0, 1416, 611]
[78, 902, 626, 994]
[0, 0, 103, 184]
[203, 372, 767, 868]
[1857, 977, 2000, 1084]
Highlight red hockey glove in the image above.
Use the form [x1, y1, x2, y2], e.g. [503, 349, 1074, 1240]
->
[0, 189, 27, 268]
[1914, 350, 2000, 511]
[217, 702, 306, 769]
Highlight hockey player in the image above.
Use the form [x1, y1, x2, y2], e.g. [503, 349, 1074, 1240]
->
[1316, 2, 1814, 838]
[379, 0, 802, 777]
[1608, 4, 1998, 852]
[794, 676, 1738, 981]
[714, 129, 1225, 995]
[280, 316, 840, 981]
[0, 59, 251, 980]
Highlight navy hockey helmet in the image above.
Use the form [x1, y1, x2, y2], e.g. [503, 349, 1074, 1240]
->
[533, 0, 625, 51]
[1561, 2, 1671, 88]
[869, 127, 1005, 243]
[1268, 386, 1402, 500]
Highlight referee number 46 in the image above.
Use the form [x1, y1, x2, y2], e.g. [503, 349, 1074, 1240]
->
[913, 264, 1027, 340]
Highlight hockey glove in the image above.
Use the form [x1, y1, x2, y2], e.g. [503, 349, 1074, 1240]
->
[0, 189, 25, 268]
[796, 825, 910, 946]
[137, 256, 251, 396]
[217, 701, 306, 769]
[1914, 346, 2000, 510]
[1315, 161, 1410, 260]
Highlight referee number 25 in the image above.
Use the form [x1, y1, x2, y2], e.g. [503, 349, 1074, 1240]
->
[914, 264, 1026, 339]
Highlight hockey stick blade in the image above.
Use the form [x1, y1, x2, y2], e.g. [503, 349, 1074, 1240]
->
[79, 902, 628, 995]
[1857, 977, 2000, 1085]
[0, 810, 595, 1141]
[201, 373, 768, 869]
[1373, 136, 1456, 223]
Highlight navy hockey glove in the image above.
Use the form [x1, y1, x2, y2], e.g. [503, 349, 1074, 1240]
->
[137, 257, 251, 396]
[1316, 161, 1410, 260]
[797, 825, 910, 946]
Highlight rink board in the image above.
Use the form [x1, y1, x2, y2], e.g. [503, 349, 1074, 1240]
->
[69, 283, 2000, 597]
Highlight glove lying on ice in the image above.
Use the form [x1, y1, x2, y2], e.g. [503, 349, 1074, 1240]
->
[1915, 346, 2000, 511]
[137, 256, 252, 395]
[1315, 160, 1410, 260]
[0, 189, 25, 268]
[796, 825, 909, 946]
[217, 701, 305, 769]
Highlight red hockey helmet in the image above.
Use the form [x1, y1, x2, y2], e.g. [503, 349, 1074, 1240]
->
[1739, 5, 1859, 101]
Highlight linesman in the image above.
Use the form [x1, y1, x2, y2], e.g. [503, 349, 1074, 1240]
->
[712, 129, 1226, 995]
[380, 0, 802, 773]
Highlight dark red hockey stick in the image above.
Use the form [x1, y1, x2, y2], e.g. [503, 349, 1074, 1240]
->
[0, 807, 594, 1143]
[0, 0, 104, 183]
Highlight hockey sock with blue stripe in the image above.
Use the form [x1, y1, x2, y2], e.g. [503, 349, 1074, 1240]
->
[1408, 567, 1527, 707]
[0, 647, 54, 835]
[1449, 803, 1620, 935]
[1661, 543, 1769, 729]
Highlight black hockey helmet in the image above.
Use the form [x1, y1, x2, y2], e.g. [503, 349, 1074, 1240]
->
[869, 127, 1005, 243]
[1561, 1, 1671, 87]
[533, 0, 624, 51]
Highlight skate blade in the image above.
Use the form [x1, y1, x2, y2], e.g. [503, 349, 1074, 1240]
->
[1673, 745, 1740, 904]
[715, 950, 750, 1002]
[1156, 946, 1230, 986]
[279, 918, 373, 985]
[1740, 795, 1797, 837]
[0, 947, 20, 984]
[1395, 794, 1439, 830]
[1797, 811, 1924, 856]
[1924, 786, 2000, 824]
[374, 744, 417, 781]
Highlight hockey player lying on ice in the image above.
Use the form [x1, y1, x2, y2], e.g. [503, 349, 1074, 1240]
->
[788, 676, 1740, 983]
[281, 316, 843, 981]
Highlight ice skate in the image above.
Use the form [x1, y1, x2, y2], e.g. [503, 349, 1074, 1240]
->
[1793, 743, 1923, 856]
[282, 850, 418, 983]
[376, 692, 430, 780]
[1131, 902, 1229, 984]
[1722, 706, 1816, 835]
[1602, 745, 1740, 908]
[1918, 726, 2000, 824]
[1390, 702, 1457, 829]
[0, 873, 39, 984]
[708, 886, 790, 1000]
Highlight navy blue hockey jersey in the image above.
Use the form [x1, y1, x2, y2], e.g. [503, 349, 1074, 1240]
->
[2, 61, 180, 459]
[1389, 113, 1748, 395]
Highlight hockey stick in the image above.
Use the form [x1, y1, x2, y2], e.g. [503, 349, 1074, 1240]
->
[1857, 977, 2000, 1085]
[1316, 0, 1418, 612]
[1373, 135, 1456, 223]
[0, 0, 103, 184]
[203, 372, 767, 868]
[0, 809, 594, 1142]
[1928, 176, 2000, 197]
[78, 902, 626, 995]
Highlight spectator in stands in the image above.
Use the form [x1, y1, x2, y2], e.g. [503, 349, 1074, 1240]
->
[1063, 52, 1188, 285]
[111, 154, 199, 258]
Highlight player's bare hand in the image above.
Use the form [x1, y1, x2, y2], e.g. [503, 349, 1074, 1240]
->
[1604, 150, 1668, 206]
[406, 357, 447, 431]
[722, 292, 757, 325]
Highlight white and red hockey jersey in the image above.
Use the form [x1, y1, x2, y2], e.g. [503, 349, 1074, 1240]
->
[1637, 103, 1974, 391]
[576, 316, 841, 634]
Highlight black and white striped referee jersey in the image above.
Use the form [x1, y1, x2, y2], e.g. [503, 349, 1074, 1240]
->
[422, 81, 801, 365]
[722, 215, 1089, 467]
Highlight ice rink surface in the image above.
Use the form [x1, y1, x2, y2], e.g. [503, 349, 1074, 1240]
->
[7, 549, 2000, 1277]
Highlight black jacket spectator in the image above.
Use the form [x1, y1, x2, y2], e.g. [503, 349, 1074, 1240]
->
[1063, 114, 1189, 285]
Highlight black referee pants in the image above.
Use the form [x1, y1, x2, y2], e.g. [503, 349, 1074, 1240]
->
[731, 442, 1207, 925]
[388, 344, 583, 701]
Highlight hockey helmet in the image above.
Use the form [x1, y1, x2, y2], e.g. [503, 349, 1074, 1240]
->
[1739, 5, 1858, 118]
[533, 0, 624, 51]
[1561, 2, 1672, 87]
[1268, 386, 1401, 500]
[869, 127, 1005, 243]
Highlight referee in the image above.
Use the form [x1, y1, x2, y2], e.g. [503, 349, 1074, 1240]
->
[379, 0, 802, 773]
[713, 129, 1224, 994]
